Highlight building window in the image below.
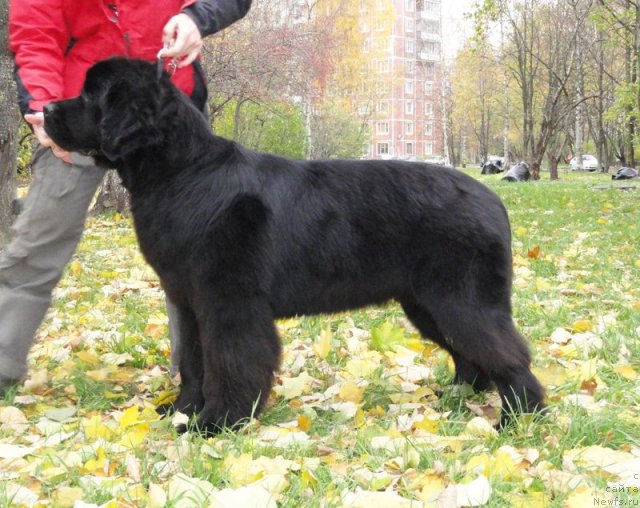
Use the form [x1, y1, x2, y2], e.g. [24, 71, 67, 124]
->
[377, 121, 389, 135]
[377, 101, 389, 114]
[425, 121, 433, 135]
[406, 0, 414, 12]
[406, 142, 414, 155]
[358, 103, 370, 115]
[425, 82, 433, 95]
[406, 121, 414, 135]
[405, 100, 414, 114]
[425, 62, 435, 79]
[425, 42, 439, 58]
[406, 39, 415, 53]
[425, 102, 433, 116]
[405, 18, 414, 32]
[377, 143, 389, 155]
[425, 141, 433, 154]
[406, 60, 415, 74]
[425, 21, 439, 35]
[377, 58, 390, 73]
[405, 80, 414, 95]
[378, 81, 390, 95]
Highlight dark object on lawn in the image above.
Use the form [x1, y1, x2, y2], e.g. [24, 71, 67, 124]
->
[43, 57, 545, 433]
[502, 162, 531, 182]
[481, 161, 503, 175]
[612, 167, 639, 180]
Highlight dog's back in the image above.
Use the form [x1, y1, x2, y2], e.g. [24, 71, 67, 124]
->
[248, 157, 511, 317]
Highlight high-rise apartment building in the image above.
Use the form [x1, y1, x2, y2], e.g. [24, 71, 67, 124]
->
[359, 0, 443, 160]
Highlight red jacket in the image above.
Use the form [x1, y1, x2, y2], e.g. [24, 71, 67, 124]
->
[10, 0, 252, 114]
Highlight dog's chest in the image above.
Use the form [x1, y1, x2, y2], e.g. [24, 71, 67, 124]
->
[130, 196, 191, 269]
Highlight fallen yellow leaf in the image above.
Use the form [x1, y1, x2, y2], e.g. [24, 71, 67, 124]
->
[117, 423, 149, 448]
[515, 226, 528, 237]
[338, 381, 365, 403]
[313, 329, 332, 360]
[70, 259, 83, 277]
[83, 447, 107, 474]
[614, 364, 638, 381]
[297, 414, 312, 432]
[532, 363, 570, 387]
[120, 406, 140, 429]
[571, 320, 593, 333]
[144, 318, 166, 339]
[53, 487, 84, 508]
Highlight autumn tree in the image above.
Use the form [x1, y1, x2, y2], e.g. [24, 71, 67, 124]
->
[449, 40, 502, 163]
[203, 0, 380, 160]
[594, 0, 640, 167]
[467, 0, 595, 177]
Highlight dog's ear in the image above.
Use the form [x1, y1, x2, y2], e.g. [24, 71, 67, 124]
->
[98, 80, 163, 160]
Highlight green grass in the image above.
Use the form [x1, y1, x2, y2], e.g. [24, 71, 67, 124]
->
[1, 171, 639, 507]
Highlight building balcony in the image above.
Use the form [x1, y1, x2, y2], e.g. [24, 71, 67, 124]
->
[418, 51, 440, 62]
[417, 31, 440, 42]
[418, 9, 439, 22]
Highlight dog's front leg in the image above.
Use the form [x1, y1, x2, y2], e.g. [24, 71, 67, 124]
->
[156, 305, 205, 418]
[191, 296, 281, 435]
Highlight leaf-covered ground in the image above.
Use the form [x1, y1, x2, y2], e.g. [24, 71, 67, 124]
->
[1, 171, 639, 507]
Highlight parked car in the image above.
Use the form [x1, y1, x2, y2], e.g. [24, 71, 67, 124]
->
[424, 155, 449, 166]
[569, 154, 599, 171]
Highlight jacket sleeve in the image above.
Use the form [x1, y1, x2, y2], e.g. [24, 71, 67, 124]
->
[182, 0, 252, 38]
[9, 0, 69, 115]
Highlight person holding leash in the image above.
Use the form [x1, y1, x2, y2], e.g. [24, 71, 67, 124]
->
[1, 0, 252, 392]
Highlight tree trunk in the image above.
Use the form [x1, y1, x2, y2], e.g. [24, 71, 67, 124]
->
[91, 170, 130, 214]
[596, 30, 607, 172]
[548, 155, 559, 181]
[0, 0, 19, 247]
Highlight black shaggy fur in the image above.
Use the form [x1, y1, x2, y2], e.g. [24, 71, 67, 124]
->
[44, 58, 545, 433]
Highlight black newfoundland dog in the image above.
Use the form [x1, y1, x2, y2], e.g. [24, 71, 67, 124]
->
[44, 58, 544, 433]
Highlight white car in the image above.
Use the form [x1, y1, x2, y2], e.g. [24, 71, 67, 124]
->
[425, 156, 449, 166]
[569, 154, 599, 171]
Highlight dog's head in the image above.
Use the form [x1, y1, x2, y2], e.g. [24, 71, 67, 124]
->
[44, 57, 170, 164]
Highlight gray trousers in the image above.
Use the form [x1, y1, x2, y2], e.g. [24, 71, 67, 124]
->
[0, 146, 180, 382]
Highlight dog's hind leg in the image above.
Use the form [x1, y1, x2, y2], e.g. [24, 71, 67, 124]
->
[415, 293, 545, 425]
[408, 250, 545, 425]
[157, 305, 205, 417]
[193, 296, 281, 434]
[400, 299, 492, 391]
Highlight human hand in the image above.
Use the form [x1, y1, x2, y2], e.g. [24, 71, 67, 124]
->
[159, 13, 202, 68]
[25, 112, 72, 163]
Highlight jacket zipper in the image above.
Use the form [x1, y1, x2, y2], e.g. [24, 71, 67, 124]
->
[108, 2, 119, 22]
[107, 2, 130, 55]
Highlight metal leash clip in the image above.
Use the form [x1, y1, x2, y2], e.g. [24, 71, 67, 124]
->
[156, 49, 178, 80]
